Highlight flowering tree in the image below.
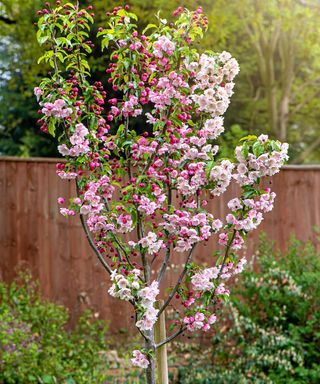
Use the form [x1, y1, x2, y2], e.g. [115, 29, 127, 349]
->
[34, 2, 288, 383]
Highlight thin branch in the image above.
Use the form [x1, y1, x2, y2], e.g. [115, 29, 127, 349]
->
[215, 231, 236, 282]
[158, 244, 196, 317]
[156, 245, 171, 284]
[78, 211, 113, 275]
[290, 90, 320, 118]
[141, 108, 172, 175]
[155, 180, 173, 279]
[0, 15, 16, 24]
[75, 182, 112, 274]
[292, 136, 320, 164]
[102, 196, 133, 264]
[155, 326, 186, 349]
[167, 181, 172, 207]
[108, 231, 136, 269]
[50, 30, 60, 76]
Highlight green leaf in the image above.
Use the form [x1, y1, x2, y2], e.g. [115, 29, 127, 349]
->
[56, 52, 64, 63]
[117, 124, 125, 135]
[240, 135, 257, 142]
[42, 374, 54, 384]
[117, 9, 138, 21]
[241, 143, 249, 158]
[86, 14, 94, 24]
[37, 33, 49, 45]
[205, 160, 215, 178]
[131, 209, 137, 227]
[48, 119, 56, 137]
[101, 38, 109, 50]
[270, 140, 281, 152]
[37, 55, 46, 64]
[66, 378, 76, 384]
[83, 44, 92, 53]
[97, 29, 106, 37]
[122, 140, 133, 147]
[143, 23, 157, 34]
[252, 141, 264, 157]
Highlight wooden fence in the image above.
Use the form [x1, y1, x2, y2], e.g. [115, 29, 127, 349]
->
[0, 157, 319, 332]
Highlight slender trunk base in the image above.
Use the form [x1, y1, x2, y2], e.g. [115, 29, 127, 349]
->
[145, 330, 156, 384]
[146, 356, 156, 384]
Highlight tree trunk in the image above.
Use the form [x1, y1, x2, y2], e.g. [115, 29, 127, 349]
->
[145, 330, 156, 384]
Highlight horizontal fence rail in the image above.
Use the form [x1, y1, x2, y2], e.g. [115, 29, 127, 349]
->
[0, 158, 319, 332]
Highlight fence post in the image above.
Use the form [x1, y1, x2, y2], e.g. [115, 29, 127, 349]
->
[155, 300, 168, 384]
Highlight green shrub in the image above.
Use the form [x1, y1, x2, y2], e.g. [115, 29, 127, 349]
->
[0, 272, 112, 384]
[176, 234, 320, 383]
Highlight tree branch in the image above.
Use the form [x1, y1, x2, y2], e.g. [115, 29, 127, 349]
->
[157, 245, 171, 284]
[155, 326, 186, 349]
[292, 136, 320, 164]
[78, 210, 113, 275]
[75, 181, 112, 275]
[158, 244, 196, 317]
[0, 15, 16, 24]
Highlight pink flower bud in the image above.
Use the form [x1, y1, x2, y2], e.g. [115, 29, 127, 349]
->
[57, 197, 65, 205]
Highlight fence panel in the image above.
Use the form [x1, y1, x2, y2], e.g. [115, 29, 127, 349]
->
[0, 158, 319, 332]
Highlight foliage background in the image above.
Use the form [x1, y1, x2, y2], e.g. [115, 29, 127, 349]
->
[0, 0, 319, 162]
[174, 234, 320, 383]
[1, 235, 319, 383]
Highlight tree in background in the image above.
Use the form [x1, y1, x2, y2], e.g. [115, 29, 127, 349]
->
[0, 0, 59, 156]
[1, 0, 319, 162]
[205, 0, 320, 163]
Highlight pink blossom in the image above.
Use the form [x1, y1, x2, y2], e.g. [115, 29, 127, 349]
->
[153, 35, 175, 58]
[56, 171, 78, 180]
[131, 350, 149, 369]
[137, 196, 159, 215]
[57, 197, 65, 205]
[202, 323, 210, 331]
[41, 98, 72, 119]
[228, 198, 242, 211]
[34, 87, 42, 101]
[218, 232, 228, 246]
[138, 281, 159, 306]
[183, 297, 195, 307]
[59, 208, 69, 216]
[117, 214, 133, 233]
[136, 307, 159, 331]
[208, 314, 217, 324]
[138, 232, 163, 254]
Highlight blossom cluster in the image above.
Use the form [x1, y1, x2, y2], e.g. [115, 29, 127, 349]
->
[108, 270, 160, 332]
[131, 349, 149, 369]
[41, 98, 72, 119]
[190, 52, 239, 116]
[234, 135, 289, 186]
[161, 211, 222, 253]
[225, 189, 276, 232]
[183, 312, 217, 332]
[130, 231, 164, 255]
[58, 123, 90, 157]
[153, 35, 175, 59]
[181, 257, 247, 333]
[209, 160, 235, 196]
[191, 257, 247, 293]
